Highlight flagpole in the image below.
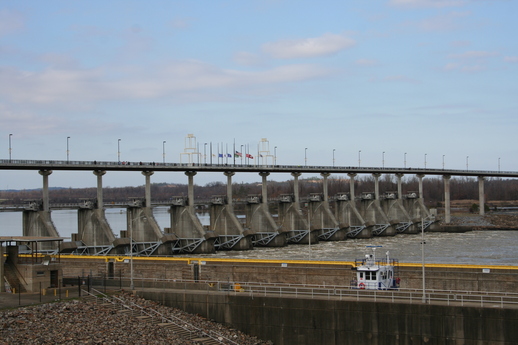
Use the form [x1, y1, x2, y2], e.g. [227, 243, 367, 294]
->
[210, 142, 212, 165]
[233, 139, 236, 166]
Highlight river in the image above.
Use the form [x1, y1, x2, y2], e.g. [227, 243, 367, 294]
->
[1, 207, 517, 266]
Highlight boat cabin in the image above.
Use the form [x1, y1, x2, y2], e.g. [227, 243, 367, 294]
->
[351, 247, 400, 290]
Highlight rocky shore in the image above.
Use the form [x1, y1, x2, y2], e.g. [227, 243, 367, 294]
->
[0, 293, 273, 345]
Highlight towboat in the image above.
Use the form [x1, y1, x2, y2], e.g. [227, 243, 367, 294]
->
[351, 246, 400, 290]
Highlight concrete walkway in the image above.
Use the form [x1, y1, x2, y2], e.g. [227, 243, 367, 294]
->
[0, 287, 82, 310]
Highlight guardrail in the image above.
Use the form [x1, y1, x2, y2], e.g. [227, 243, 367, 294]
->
[79, 276, 518, 309]
[1, 158, 517, 177]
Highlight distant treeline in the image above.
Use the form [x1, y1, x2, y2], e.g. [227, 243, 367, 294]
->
[1, 175, 517, 207]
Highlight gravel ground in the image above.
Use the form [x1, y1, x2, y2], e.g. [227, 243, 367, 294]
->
[441, 213, 518, 229]
[0, 293, 273, 345]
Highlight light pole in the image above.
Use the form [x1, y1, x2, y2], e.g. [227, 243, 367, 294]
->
[204, 143, 207, 164]
[67, 136, 70, 162]
[466, 156, 469, 171]
[424, 153, 427, 169]
[118, 139, 121, 163]
[162, 141, 166, 163]
[8, 134, 12, 161]
[333, 149, 335, 167]
[404, 152, 407, 168]
[498, 157, 500, 172]
[358, 150, 361, 168]
[421, 217, 426, 303]
[305, 148, 307, 166]
[382, 151, 385, 168]
[274, 146, 277, 165]
[442, 155, 445, 170]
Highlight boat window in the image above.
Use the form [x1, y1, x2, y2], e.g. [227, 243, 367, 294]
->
[359, 272, 364, 279]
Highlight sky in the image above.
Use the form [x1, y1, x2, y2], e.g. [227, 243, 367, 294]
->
[0, 0, 517, 190]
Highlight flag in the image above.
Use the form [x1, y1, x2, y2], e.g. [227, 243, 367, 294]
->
[227, 153, 232, 157]
[218, 153, 223, 158]
[235, 151, 242, 157]
[246, 153, 254, 159]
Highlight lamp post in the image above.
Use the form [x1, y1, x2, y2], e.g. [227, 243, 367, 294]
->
[466, 156, 469, 171]
[498, 157, 500, 172]
[404, 152, 407, 169]
[9, 134, 12, 161]
[118, 139, 121, 163]
[305, 148, 307, 166]
[421, 217, 426, 303]
[358, 150, 361, 168]
[382, 151, 385, 168]
[442, 155, 445, 170]
[162, 141, 166, 163]
[67, 136, 70, 162]
[333, 149, 335, 167]
[204, 143, 207, 164]
[424, 153, 427, 169]
[274, 146, 277, 165]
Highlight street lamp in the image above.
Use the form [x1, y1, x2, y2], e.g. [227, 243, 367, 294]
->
[204, 143, 207, 164]
[421, 217, 426, 303]
[424, 154, 427, 169]
[162, 141, 166, 163]
[67, 136, 70, 162]
[333, 149, 335, 167]
[404, 152, 407, 168]
[442, 155, 445, 170]
[8, 134, 12, 161]
[498, 157, 501, 172]
[274, 146, 277, 165]
[382, 151, 385, 168]
[466, 156, 469, 171]
[118, 139, 121, 163]
[305, 148, 308, 166]
[358, 150, 361, 168]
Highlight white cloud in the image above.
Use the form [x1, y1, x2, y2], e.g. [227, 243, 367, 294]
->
[233, 51, 264, 66]
[0, 60, 333, 107]
[449, 50, 499, 59]
[382, 75, 420, 83]
[262, 33, 355, 59]
[417, 11, 470, 31]
[503, 56, 518, 63]
[389, 0, 467, 8]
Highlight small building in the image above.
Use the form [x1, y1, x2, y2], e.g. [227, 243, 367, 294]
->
[1, 236, 65, 293]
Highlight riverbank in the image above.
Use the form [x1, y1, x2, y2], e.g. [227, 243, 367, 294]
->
[441, 213, 518, 230]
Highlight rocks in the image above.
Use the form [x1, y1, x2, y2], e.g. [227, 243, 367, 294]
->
[0, 293, 273, 345]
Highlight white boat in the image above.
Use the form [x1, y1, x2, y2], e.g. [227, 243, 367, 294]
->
[351, 246, 400, 290]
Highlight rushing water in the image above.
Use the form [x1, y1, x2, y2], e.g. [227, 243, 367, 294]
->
[1, 207, 517, 266]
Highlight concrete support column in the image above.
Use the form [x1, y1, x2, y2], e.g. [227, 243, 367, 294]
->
[185, 171, 197, 211]
[291, 172, 301, 204]
[93, 170, 106, 209]
[443, 175, 451, 224]
[321, 172, 330, 202]
[372, 173, 381, 200]
[259, 172, 270, 204]
[38, 170, 52, 212]
[478, 176, 485, 216]
[347, 173, 357, 200]
[395, 173, 404, 200]
[142, 171, 154, 207]
[417, 174, 425, 200]
[224, 171, 235, 203]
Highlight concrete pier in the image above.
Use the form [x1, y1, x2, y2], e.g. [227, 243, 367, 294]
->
[167, 171, 216, 254]
[333, 173, 372, 238]
[444, 174, 451, 224]
[479, 176, 485, 216]
[359, 192, 397, 236]
[244, 172, 287, 247]
[277, 172, 317, 244]
[208, 172, 253, 250]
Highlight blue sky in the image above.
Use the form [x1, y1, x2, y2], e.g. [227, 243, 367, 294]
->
[0, 0, 517, 190]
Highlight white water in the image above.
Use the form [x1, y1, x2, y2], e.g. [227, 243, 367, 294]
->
[1, 207, 517, 266]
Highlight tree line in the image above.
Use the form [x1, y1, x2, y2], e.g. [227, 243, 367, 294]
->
[1, 175, 517, 208]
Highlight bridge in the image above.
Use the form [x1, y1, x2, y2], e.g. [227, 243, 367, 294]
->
[0, 158, 516, 256]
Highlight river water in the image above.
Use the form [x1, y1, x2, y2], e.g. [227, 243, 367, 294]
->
[1, 207, 517, 266]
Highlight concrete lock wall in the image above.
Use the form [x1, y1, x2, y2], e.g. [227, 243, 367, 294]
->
[138, 290, 518, 345]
